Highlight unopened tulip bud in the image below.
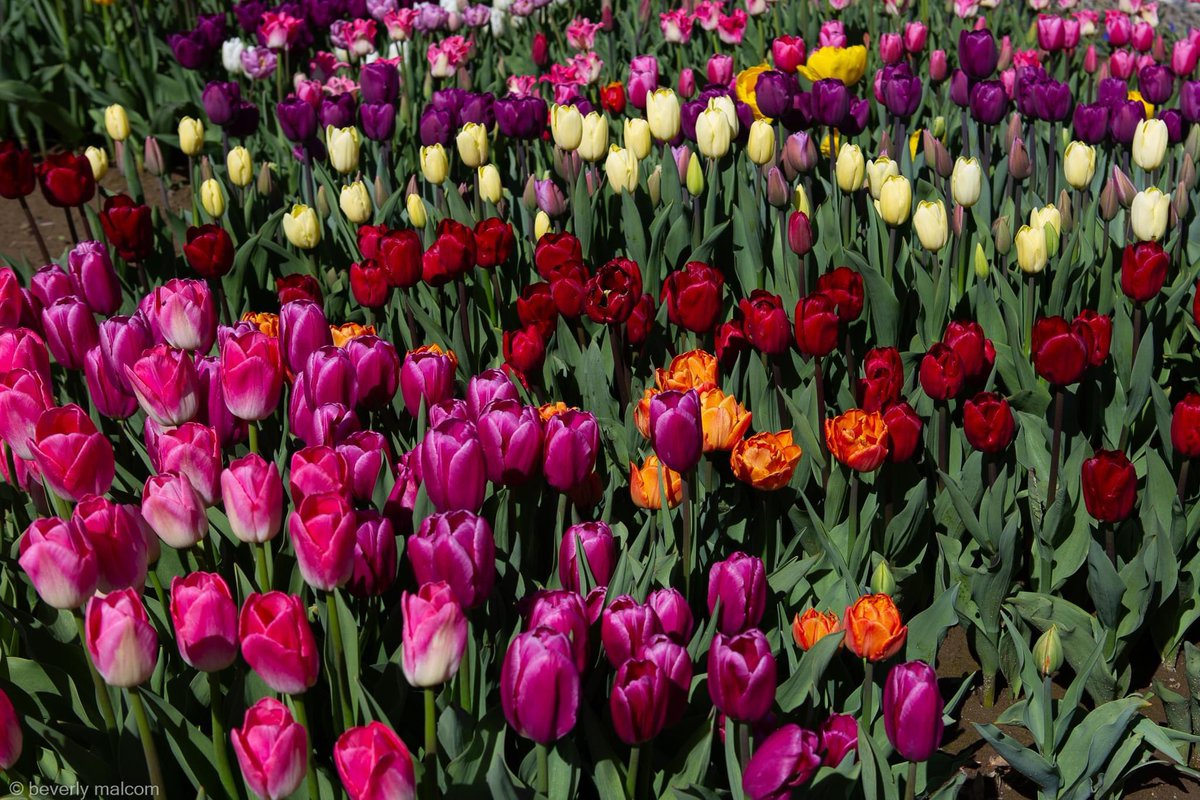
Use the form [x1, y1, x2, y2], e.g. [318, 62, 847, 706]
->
[787, 211, 812, 256]
[179, 116, 205, 156]
[1008, 138, 1031, 180]
[973, 243, 989, 278]
[648, 165, 662, 206]
[1057, 189, 1073, 232]
[604, 145, 639, 195]
[836, 143, 865, 192]
[647, 88, 681, 142]
[522, 174, 538, 208]
[1032, 626, 1063, 677]
[551, 104, 584, 151]
[534, 210, 551, 240]
[793, 183, 810, 215]
[199, 156, 214, 182]
[456, 122, 489, 168]
[866, 156, 899, 200]
[993, 216, 1012, 255]
[406, 193, 427, 227]
[1181, 154, 1197, 190]
[766, 167, 788, 208]
[876, 174, 912, 226]
[931, 115, 947, 139]
[913, 200, 950, 251]
[1186, 125, 1200, 164]
[226, 146, 252, 187]
[1133, 118, 1169, 171]
[105, 104, 131, 142]
[950, 203, 964, 237]
[577, 113, 610, 162]
[1099, 179, 1119, 221]
[624, 119, 652, 160]
[747, 120, 775, 166]
[1042, 222, 1060, 259]
[686, 153, 704, 195]
[478, 164, 502, 204]
[315, 185, 330, 219]
[374, 174, 387, 207]
[200, 178, 225, 218]
[256, 163, 275, 196]
[144, 136, 165, 176]
[1111, 165, 1137, 207]
[871, 560, 896, 596]
[340, 181, 372, 224]
[924, 132, 952, 178]
[1174, 181, 1190, 222]
[85, 147, 109, 181]
[1131, 186, 1170, 241]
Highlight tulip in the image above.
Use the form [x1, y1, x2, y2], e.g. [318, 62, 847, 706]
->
[696, 104, 733, 160]
[646, 389, 703, 473]
[41, 296, 99, 370]
[843, 593, 907, 661]
[604, 145, 639, 195]
[1031, 316, 1090, 385]
[149, 278, 217, 352]
[919, 343, 964, 401]
[1015, 225, 1048, 274]
[142, 471, 209, 549]
[287, 491, 355, 591]
[409, 509, 495, 609]
[865, 157, 899, 200]
[1131, 186, 1170, 242]
[220, 330, 283, 421]
[610, 657, 669, 745]
[184, 224, 235, 279]
[280, 300, 332, 374]
[647, 89, 681, 141]
[747, 121, 776, 166]
[31, 405, 115, 502]
[231, 698, 309, 800]
[571, 112, 608, 163]
[85, 146, 108, 180]
[405, 192, 428, 229]
[707, 552, 766, 635]
[1121, 241, 1169, 303]
[37, 151, 95, 207]
[334, 722, 416, 800]
[455, 122, 488, 168]
[420, 418, 487, 512]
[601, 595, 663, 666]
[282, 204, 321, 249]
[963, 392, 1016, 453]
[708, 629, 776, 722]
[730, 430, 802, 490]
[340, 181, 372, 224]
[875, 174, 911, 225]
[833, 143, 864, 192]
[170, 571, 238, 671]
[1082, 450, 1137, 523]
[239, 592, 319, 694]
[401, 581, 467, 687]
[0, 688, 19, 772]
[18, 517, 98, 609]
[959, 29, 998, 80]
[630, 454, 683, 509]
[620, 120, 652, 162]
[77, 346, 130, 416]
[126, 344, 200, 426]
[792, 608, 842, 650]
[200, 178, 225, 217]
[0, 368, 52, 460]
[950, 157, 982, 207]
[912, 200, 949, 252]
[743, 724, 822, 800]
[345, 511, 396, 598]
[220, 453, 283, 544]
[550, 104, 584, 151]
[543, 410, 599, 492]
[85, 588, 158, 687]
[227, 146, 253, 186]
[72, 495, 148, 593]
[324, 125, 360, 174]
[179, 116, 205, 155]
[1133, 118, 1169, 171]
[883, 660, 944, 761]
[1174, 393, 1200, 459]
[501, 627, 581, 744]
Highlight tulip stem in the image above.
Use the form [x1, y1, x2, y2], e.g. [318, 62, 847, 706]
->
[18, 196, 51, 263]
[904, 760, 918, 800]
[326, 590, 353, 733]
[862, 659, 875, 727]
[681, 472, 693, 598]
[247, 421, 259, 456]
[425, 688, 440, 798]
[62, 207, 79, 246]
[848, 471, 860, 545]
[1105, 524, 1116, 567]
[290, 693, 320, 800]
[128, 688, 167, 800]
[626, 746, 640, 799]
[208, 671, 241, 800]
[72, 611, 117, 733]
[254, 542, 271, 591]
[456, 277, 474, 372]
[1047, 388, 1065, 505]
[1178, 459, 1191, 508]
[535, 742, 549, 797]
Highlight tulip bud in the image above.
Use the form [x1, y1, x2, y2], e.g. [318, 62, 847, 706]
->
[85, 146, 109, 181]
[931, 115, 947, 139]
[648, 165, 662, 206]
[784, 132, 818, 174]
[793, 183, 810, 215]
[478, 164, 502, 204]
[231, 698, 308, 800]
[951, 157, 982, 207]
[534, 210, 551, 240]
[1181, 153, 1197, 190]
[374, 174, 387, 208]
[282, 203, 321, 249]
[456, 122, 489, 168]
[1032, 625, 1064, 677]
[646, 89, 681, 142]
[913, 200, 949, 251]
[179, 116, 205, 156]
[1133, 118, 1169, 171]
[836, 143, 865, 192]
[1063, 141, 1096, 189]
[143, 136, 165, 176]
[766, 167, 788, 208]
[1004, 115, 1023, 154]
[1057, 189, 1073, 233]
[406, 193, 427, 228]
[1174, 180, 1190, 223]
[1186, 124, 1200, 163]
[256, 162, 275, 196]
[974, 243, 989, 278]
[1008, 138, 1031, 180]
[623, 118, 652, 160]
[871, 559, 896, 596]
[883, 660, 944, 762]
[420, 144, 449, 184]
[1099, 179, 1119, 221]
[577, 113, 610, 162]
[1111, 165, 1137, 207]
[747, 120, 775, 166]
[227, 146, 252, 187]
[950, 203, 965, 237]
[1015, 225, 1048, 274]
[200, 178, 225, 218]
[923, 132, 952, 178]
[315, 185, 330, 219]
[604, 145, 639, 195]
[696, 104, 733, 159]
[521, 174, 538, 209]
[340, 181, 372, 224]
[787, 211, 812, 256]
[686, 153, 704, 195]
[327, 125, 362, 174]
[199, 156, 214, 183]
[875, 175, 912, 226]
[993, 216, 1012, 255]
[105, 104, 131, 142]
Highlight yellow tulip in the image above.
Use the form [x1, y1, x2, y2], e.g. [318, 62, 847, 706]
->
[912, 200, 949, 252]
[796, 46, 868, 85]
[406, 193, 427, 227]
[84, 146, 108, 180]
[865, 156, 899, 200]
[1131, 187, 1170, 241]
[478, 164, 502, 204]
[534, 210, 551, 240]
[708, 95, 739, 137]
[420, 144, 449, 184]
[646, 89, 681, 142]
[577, 112, 610, 162]
[456, 122, 489, 168]
[875, 174, 911, 226]
[1132, 118, 1168, 171]
[327, 126, 361, 174]
[283, 204, 320, 248]
[178, 117, 205, 156]
[835, 143, 865, 192]
[951, 157, 982, 207]
[1127, 89, 1154, 119]
[623, 118, 651, 160]
[227, 146, 253, 187]
[1015, 225, 1047, 274]
[339, 181, 371, 223]
[551, 104, 583, 151]
[747, 120, 775, 166]
[200, 179, 225, 218]
[1028, 205, 1061, 236]
[695, 104, 732, 160]
[104, 105, 130, 142]
[1062, 141, 1096, 189]
[605, 145, 639, 194]
[793, 184, 810, 215]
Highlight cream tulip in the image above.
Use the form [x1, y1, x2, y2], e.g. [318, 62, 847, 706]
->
[646, 89, 681, 142]
[478, 164, 502, 204]
[912, 200, 949, 251]
[407, 193, 427, 227]
[327, 126, 361, 174]
[1014, 224, 1047, 274]
[534, 210, 552, 240]
[1132, 118, 1168, 171]
[950, 157, 982, 207]
[747, 120, 775, 166]
[85, 146, 108, 180]
[623, 118, 651, 160]
[455, 122, 489, 168]
[282, 203, 321, 249]
[1062, 141, 1096, 190]
[179, 117, 205, 156]
[551, 104, 583, 151]
[200, 179, 225, 218]
[1028, 205, 1061, 236]
[577, 113, 610, 162]
[605, 145, 639, 194]
[105, 105, 130, 142]
[875, 174, 912, 226]
[420, 144, 449, 184]
[1130, 187, 1170, 241]
[865, 156, 899, 200]
[695, 104, 732, 160]
[836, 143, 865, 192]
[340, 181, 371, 223]
[226, 146, 253, 187]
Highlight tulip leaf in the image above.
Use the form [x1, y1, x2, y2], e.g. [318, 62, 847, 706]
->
[904, 584, 959, 665]
[722, 716, 745, 800]
[776, 631, 845, 712]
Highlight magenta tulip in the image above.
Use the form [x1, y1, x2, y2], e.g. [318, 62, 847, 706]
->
[142, 471, 209, 549]
[742, 724, 822, 800]
[67, 240, 121, 315]
[601, 595, 663, 667]
[610, 656, 669, 745]
[883, 660, 944, 762]
[525, 590, 590, 672]
[707, 551, 767, 635]
[84, 346, 138, 419]
[279, 300, 332, 375]
[0, 367, 52, 459]
[476, 399, 544, 486]
[500, 627, 581, 744]
[288, 491, 356, 591]
[239, 591, 320, 695]
[559, 520, 617, 592]
[231, 697, 309, 800]
[419, 418, 487, 512]
[819, 713, 858, 766]
[0, 688, 21, 771]
[30, 405, 115, 502]
[707, 629, 777, 722]
[146, 278, 217, 352]
[170, 571, 238, 671]
[466, 368, 520, 418]
[18, 517, 98, 609]
[221, 453, 284, 543]
[346, 335, 400, 410]
[126, 344, 201, 426]
[336, 430, 388, 503]
[647, 588, 694, 644]
[289, 445, 350, 507]
[221, 329, 283, 421]
[156, 422, 222, 505]
[85, 588, 158, 687]
[401, 581, 468, 687]
[400, 347, 457, 417]
[334, 722, 416, 800]
[408, 510, 496, 609]
[346, 511, 397, 598]
[542, 410, 599, 492]
[640, 634, 693, 725]
[41, 295, 99, 370]
[72, 495, 149, 592]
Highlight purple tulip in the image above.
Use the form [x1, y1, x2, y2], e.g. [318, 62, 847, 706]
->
[495, 95, 548, 140]
[30, 265, 73, 309]
[1030, 79, 1073, 122]
[959, 29, 998, 80]
[69, 240, 123, 312]
[203, 81, 242, 126]
[279, 300, 332, 375]
[276, 95, 318, 142]
[819, 713, 859, 766]
[84, 347, 137, 419]
[1161, 108, 1184, 144]
[428, 398, 469, 428]
[400, 347, 457, 417]
[969, 80, 1008, 125]
[228, 101, 262, 138]
[98, 314, 152, 394]
[883, 660, 945, 762]
[419, 418, 486, 512]
[842, 97, 870, 135]
[755, 71, 794, 119]
[408, 510, 495, 609]
[810, 79, 849, 128]
[949, 69, 970, 108]
[169, 30, 215, 69]
[303, 345, 355, 410]
[460, 92, 496, 128]
[559, 521, 617, 592]
[707, 551, 767, 636]
[1109, 99, 1146, 145]
[1138, 64, 1175, 105]
[640, 633, 692, 726]
[419, 108, 454, 146]
[648, 389, 703, 473]
[601, 595, 662, 667]
[335, 430, 387, 503]
[466, 368, 519, 419]
[360, 102, 397, 141]
[881, 66, 923, 119]
[609, 657, 669, 745]
[501, 627, 581, 744]
[707, 629, 776, 722]
[346, 335, 399, 410]
[346, 510, 397, 598]
[319, 93, 357, 130]
[42, 296, 99, 371]
[1181, 81, 1200, 123]
[647, 588, 693, 644]
[542, 410, 599, 492]
[1096, 77, 1129, 109]
[742, 724, 821, 800]
[476, 399, 543, 486]
[1072, 102, 1110, 144]
[524, 589, 589, 664]
[359, 61, 399, 104]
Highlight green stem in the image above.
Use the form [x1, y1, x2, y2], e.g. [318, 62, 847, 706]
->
[327, 590, 353, 732]
[1042, 674, 1054, 755]
[625, 746, 641, 799]
[208, 672, 241, 800]
[425, 688, 440, 798]
[128, 688, 167, 799]
[73, 611, 117, 732]
[255, 542, 271, 592]
[459, 621, 473, 713]
[536, 742, 550, 797]
[290, 694, 319, 800]
[247, 421, 259, 455]
[862, 659, 875, 727]
[905, 760, 917, 800]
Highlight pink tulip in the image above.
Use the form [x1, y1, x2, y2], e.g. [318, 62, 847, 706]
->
[772, 35, 806, 73]
[903, 22, 927, 53]
[420, 418, 486, 512]
[170, 571, 238, 671]
[288, 491, 356, 591]
[401, 581, 468, 687]
[142, 472, 209, 549]
[239, 592, 320, 695]
[1174, 38, 1199, 76]
[706, 53, 734, 85]
[280, 300, 332, 375]
[146, 278, 216, 352]
[18, 517, 98, 609]
[647, 587, 694, 644]
[72, 495, 149, 592]
[67, 241, 121, 315]
[336, 431, 388, 503]
[346, 335, 400, 410]
[126, 344, 200, 426]
[1132, 21, 1153, 53]
[156, 422, 222, 505]
[408, 510, 495, 609]
[559, 520, 617, 592]
[84, 346, 138, 419]
[30, 264, 73, 309]
[41, 296, 99, 370]
[334, 722, 416, 800]
[0, 688, 21, 771]
[85, 588, 158, 687]
[0, 367, 52, 459]
[500, 627, 581, 744]
[0, 328, 51, 385]
[399, 347, 457, 417]
[222, 453, 284, 543]
[346, 511, 397, 598]
[231, 698, 309, 800]
[289, 444, 350, 506]
[221, 330, 283, 421]
[196, 354, 247, 447]
[30, 405, 115, 502]
[303, 345, 356, 409]
[879, 33, 903, 64]
[98, 314, 152, 394]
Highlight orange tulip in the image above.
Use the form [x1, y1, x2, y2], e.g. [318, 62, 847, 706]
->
[538, 401, 574, 422]
[730, 430, 802, 490]
[842, 593, 907, 662]
[792, 609, 842, 650]
[655, 349, 718, 392]
[824, 409, 889, 472]
[629, 455, 683, 509]
[331, 322, 378, 347]
[700, 388, 753, 452]
[240, 311, 280, 338]
[634, 388, 658, 439]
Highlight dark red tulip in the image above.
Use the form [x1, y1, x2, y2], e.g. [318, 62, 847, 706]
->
[350, 261, 391, 309]
[626, 293, 655, 348]
[661, 261, 725, 333]
[100, 195, 154, 262]
[857, 347, 903, 412]
[585, 258, 643, 325]
[942, 321, 995, 387]
[0, 141, 35, 199]
[1073, 310, 1111, 367]
[1031, 317, 1090, 385]
[962, 392, 1015, 453]
[739, 291, 792, 356]
[517, 282, 558, 340]
[1081, 449, 1137, 522]
[503, 326, 546, 375]
[534, 232, 583, 279]
[1172, 393, 1200, 459]
[814, 267, 864, 322]
[793, 292, 839, 358]
[919, 343, 964, 401]
[1120, 242, 1169, 303]
[37, 152, 95, 207]
[474, 218, 515, 269]
[183, 224, 235, 279]
[883, 401, 922, 463]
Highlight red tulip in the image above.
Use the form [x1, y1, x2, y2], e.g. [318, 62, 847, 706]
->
[739, 290, 792, 355]
[919, 343, 964, 401]
[962, 392, 1015, 453]
[585, 258, 643, 324]
[99, 194, 154, 261]
[662, 261, 725, 333]
[184, 224, 235, 279]
[1120, 241, 1169, 302]
[1172, 392, 1200, 459]
[793, 292, 840, 357]
[350, 260, 391, 309]
[474, 217, 515, 268]
[533, 232, 583, 279]
[1081, 449, 1137, 522]
[37, 151, 95, 207]
[503, 325, 547, 375]
[0, 141, 35, 199]
[856, 347, 903, 412]
[1031, 316, 1090, 385]
[883, 401, 923, 463]
[815, 267, 864, 322]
